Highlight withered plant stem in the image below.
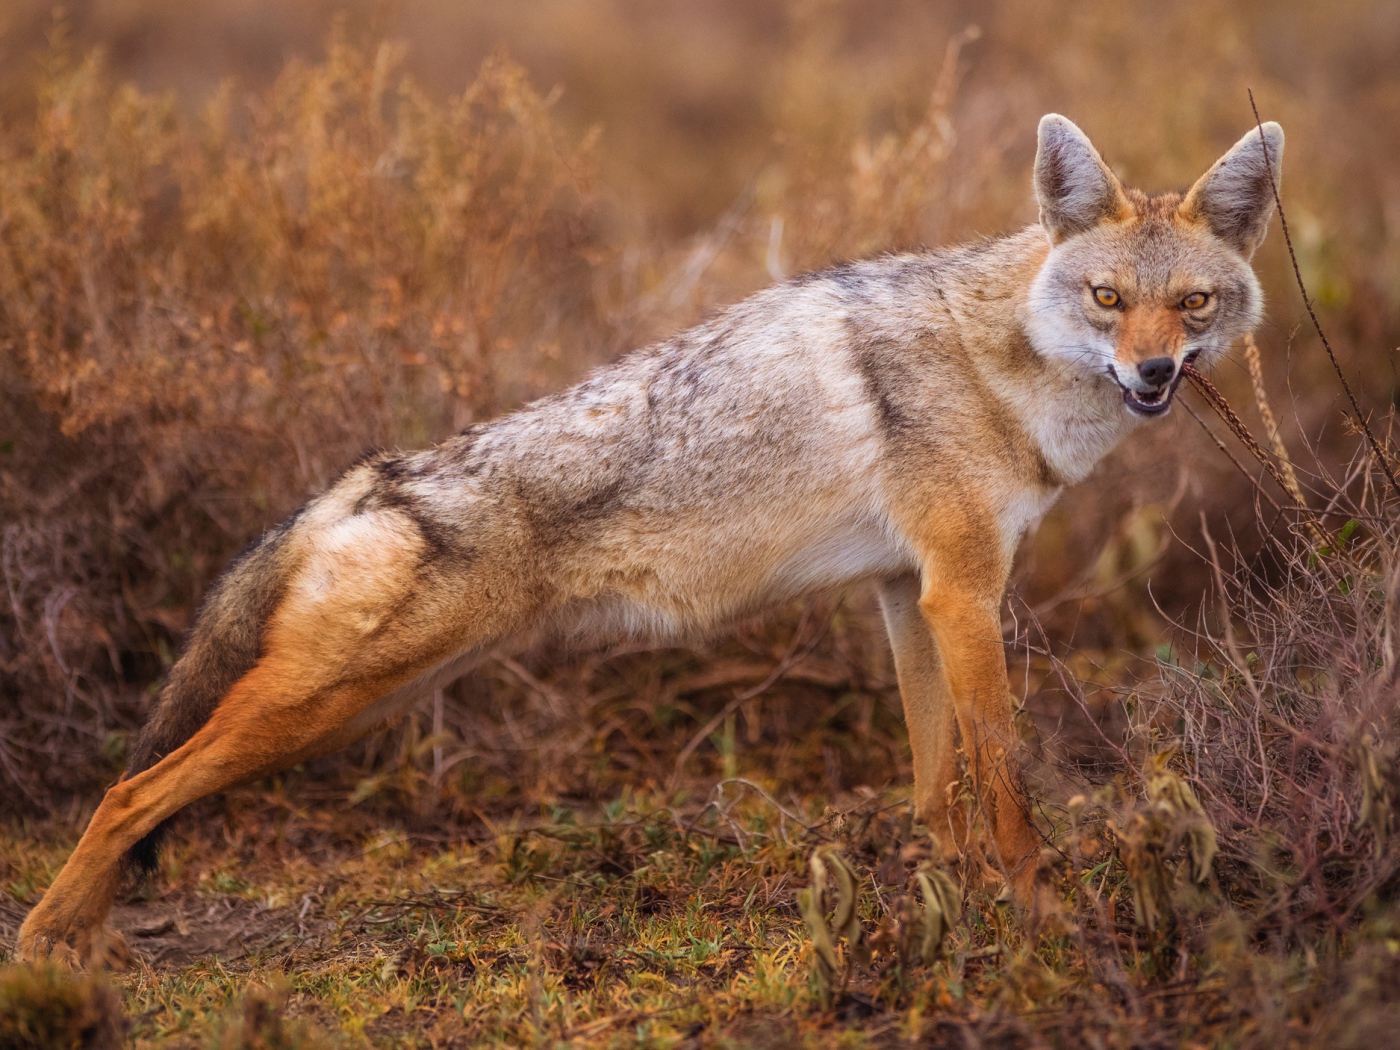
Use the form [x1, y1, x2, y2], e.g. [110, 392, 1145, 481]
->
[1242, 333, 1325, 546]
[1247, 88, 1400, 503]
[1242, 335, 1306, 507]
[1180, 397, 1285, 518]
[1182, 361, 1329, 543]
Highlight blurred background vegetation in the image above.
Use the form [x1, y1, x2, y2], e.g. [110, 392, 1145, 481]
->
[5, 3, 1400, 1045]
[3, 0, 1397, 809]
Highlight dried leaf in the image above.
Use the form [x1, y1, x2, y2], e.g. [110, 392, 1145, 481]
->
[1356, 731, 1394, 857]
[799, 846, 865, 1000]
[913, 864, 961, 964]
[824, 848, 862, 949]
[1145, 753, 1218, 886]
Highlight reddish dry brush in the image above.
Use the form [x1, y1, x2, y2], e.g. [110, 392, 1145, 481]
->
[1141, 455, 1400, 940]
[1124, 124, 1400, 944]
[0, 35, 617, 809]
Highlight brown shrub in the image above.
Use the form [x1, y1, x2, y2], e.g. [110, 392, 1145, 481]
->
[0, 32, 617, 807]
[1138, 444, 1400, 940]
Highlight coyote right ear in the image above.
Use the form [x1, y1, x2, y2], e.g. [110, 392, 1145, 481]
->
[1179, 122, 1284, 259]
[1033, 114, 1130, 244]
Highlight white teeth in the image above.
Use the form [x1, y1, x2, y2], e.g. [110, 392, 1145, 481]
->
[1110, 367, 1177, 415]
[1123, 384, 1173, 415]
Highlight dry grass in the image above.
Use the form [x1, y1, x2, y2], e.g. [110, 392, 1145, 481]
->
[3, 2, 1400, 1046]
[0, 960, 124, 1048]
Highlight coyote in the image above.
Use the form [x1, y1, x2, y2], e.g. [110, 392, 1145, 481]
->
[19, 114, 1282, 967]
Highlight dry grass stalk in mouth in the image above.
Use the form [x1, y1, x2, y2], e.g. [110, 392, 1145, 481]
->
[1183, 359, 1330, 546]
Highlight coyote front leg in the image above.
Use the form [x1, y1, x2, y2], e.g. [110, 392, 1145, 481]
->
[914, 555, 1040, 900]
[879, 574, 966, 860]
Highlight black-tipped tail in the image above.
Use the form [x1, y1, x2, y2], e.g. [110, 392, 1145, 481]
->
[126, 817, 168, 876]
[123, 518, 298, 873]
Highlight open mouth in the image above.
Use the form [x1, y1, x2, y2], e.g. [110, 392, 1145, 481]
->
[1111, 354, 1196, 418]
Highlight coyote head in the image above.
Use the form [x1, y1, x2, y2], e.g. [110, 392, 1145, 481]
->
[1024, 113, 1283, 418]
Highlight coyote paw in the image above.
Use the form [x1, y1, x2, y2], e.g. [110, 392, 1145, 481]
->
[90, 926, 136, 971]
[15, 924, 134, 972]
[15, 931, 84, 971]
[995, 852, 1062, 933]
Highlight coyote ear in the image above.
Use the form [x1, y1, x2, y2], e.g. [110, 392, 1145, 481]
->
[1033, 114, 1130, 244]
[1180, 122, 1284, 259]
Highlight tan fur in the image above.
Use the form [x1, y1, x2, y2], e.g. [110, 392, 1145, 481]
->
[18, 114, 1284, 965]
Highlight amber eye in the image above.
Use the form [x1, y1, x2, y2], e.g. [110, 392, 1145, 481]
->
[1182, 291, 1209, 310]
[1093, 287, 1120, 308]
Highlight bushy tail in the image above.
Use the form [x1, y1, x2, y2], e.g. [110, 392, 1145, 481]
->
[124, 517, 300, 873]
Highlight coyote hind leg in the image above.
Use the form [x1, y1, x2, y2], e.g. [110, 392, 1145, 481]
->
[16, 502, 506, 968]
[15, 649, 411, 966]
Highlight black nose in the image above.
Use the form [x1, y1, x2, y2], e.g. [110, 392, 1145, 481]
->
[1138, 357, 1176, 387]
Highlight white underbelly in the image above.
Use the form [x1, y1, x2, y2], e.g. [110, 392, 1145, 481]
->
[549, 513, 914, 647]
[768, 514, 916, 596]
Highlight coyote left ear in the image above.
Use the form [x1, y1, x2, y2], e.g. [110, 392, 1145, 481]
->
[1180, 123, 1284, 259]
[1033, 114, 1130, 244]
